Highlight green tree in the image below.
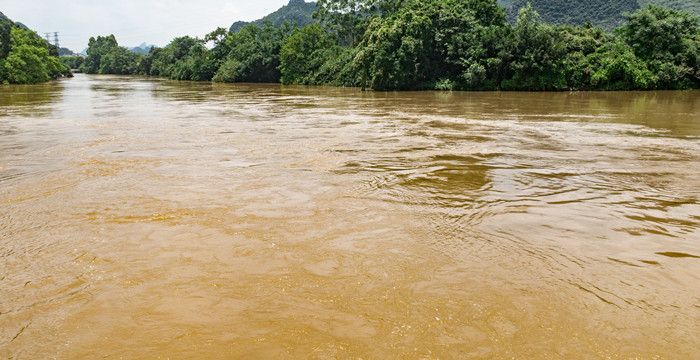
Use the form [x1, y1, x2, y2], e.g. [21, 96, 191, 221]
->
[80, 34, 145, 76]
[354, 0, 508, 90]
[212, 23, 289, 83]
[73, 1, 700, 91]
[2, 27, 68, 84]
[144, 36, 216, 80]
[212, 58, 243, 83]
[81, 35, 119, 74]
[280, 24, 336, 84]
[60, 56, 84, 70]
[430, 0, 509, 89]
[619, 5, 700, 88]
[354, 8, 434, 89]
[311, 46, 361, 86]
[315, 0, 405, 46]
[500, 4, 567, 90]
[586, 41, 655, 90]
[99, 46, 140, 75]
[4, 43, 51, 84]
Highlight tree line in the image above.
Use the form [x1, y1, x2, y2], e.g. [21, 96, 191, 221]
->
[77, 1, 700, 90]
[0, 13, 71, 84]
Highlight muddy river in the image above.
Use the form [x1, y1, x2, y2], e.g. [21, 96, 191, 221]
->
[1, 75, 699, 358]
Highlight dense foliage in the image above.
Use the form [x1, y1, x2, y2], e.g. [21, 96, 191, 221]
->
[60, 56, 84, 70]
[279, 24, 337, 84]
[141, 36, 217, 81]
[81, 1, 699, 91]
[212, 23, 290, 83]
[0, 11, 70, 84]
[80, 35, 141, 75]
[619, 5, 700, 89]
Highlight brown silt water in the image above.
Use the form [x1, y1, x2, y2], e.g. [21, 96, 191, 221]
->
[1, 75, 699, 358]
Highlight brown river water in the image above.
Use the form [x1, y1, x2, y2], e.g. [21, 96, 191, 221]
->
[1, 74, 699, 359]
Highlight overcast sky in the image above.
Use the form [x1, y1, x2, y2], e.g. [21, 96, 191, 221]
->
[2, 0, 289, 51]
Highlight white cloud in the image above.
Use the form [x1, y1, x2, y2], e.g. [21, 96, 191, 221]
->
[2, 0, 288, 51]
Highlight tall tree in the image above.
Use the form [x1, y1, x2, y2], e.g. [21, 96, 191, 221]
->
[500, 4, 567, 90]
[315, 0, 405, 45]
[82, 35, 119, 74]
[280, 24, 336, 84]
[3, 27, 67, 84]
[619, 5, 700, 88]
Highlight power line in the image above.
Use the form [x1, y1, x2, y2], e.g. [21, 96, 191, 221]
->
[43, 32, 60, 49]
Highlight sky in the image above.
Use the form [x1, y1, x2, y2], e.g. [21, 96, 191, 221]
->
[1, 0, 290, 52]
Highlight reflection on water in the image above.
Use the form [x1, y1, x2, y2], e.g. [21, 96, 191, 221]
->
[0, 82, 64, 118]
[1, 75, 699, 358]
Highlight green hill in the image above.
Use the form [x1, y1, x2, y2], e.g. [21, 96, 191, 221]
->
[230, 0, 316, 32]
[639, 0, 700, 15]
[233, 0, 699, 33]
[500, 0, 700, 28]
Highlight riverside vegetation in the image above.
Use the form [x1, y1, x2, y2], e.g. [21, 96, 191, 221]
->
[0, 11, 70, 84]
[4, 0, 700, 90]
[81, 0, 699, 91]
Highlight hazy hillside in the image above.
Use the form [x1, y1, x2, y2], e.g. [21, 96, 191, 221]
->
[639, 0, 700, 15]
[58, 47, 75, 56]
[129, 43, 154, 55]
[501, 0, 700, 28]
[504, 0, 637, 28]
[230, 0, 316, 32]
[233, 0, 700, 33]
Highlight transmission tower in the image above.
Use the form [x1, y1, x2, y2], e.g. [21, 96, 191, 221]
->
[44, 32, 51, 43]
[53, 32, 60, 49]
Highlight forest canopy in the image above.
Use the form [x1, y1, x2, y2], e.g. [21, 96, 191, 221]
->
[77, 1, 700, 90]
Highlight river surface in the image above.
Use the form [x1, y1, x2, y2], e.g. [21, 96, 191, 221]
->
[1, 74, 699, 358]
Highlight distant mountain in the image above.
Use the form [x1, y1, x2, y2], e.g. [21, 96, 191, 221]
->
[129, 43, 154, 55]
[499, 0, 700, 29]
[58, 47, 75, 56]
[229, 0, 316, 32]
[230, 0, 699, 34]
